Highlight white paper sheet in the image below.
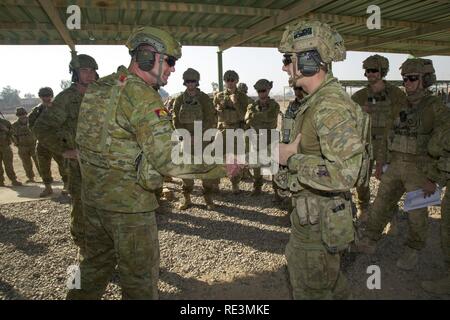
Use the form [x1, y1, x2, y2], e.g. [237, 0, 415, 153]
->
[403, 187, 441, 212]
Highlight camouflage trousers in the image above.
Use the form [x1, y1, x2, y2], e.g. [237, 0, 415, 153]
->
[17, 145, 38, 180]
[182, 178, 216, 195]
[285, 190, 353, 300]
[66, 204, 159, 300]
[365, 157, 429, 250]
[0, 145, 17, 183]
[67, 159, 84, 253]
[441, 181, 449, 264]
[356, 158, 374, 208]
[219, 127, 244, 186]
[36, 142, 67, 185]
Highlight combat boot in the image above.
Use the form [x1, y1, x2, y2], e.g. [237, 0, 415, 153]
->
[353, 236, 377, 254]
[232, 182, 240, 195]
[421, 275, 450, 295]
[61, 181, 69, 195]
[251, 185, 262, 196]
[40, 184, 53, 197]
[396, 247, 419, 270]
[203, 193, 215, 210]
[11, 180, 22, 186]
[177, 193, 192, 210]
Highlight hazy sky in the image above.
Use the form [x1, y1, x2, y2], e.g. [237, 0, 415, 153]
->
[1, 44, 449, 98]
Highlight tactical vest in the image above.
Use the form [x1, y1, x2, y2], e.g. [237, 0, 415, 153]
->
[247, 99, 279, 130]
[388, 95, 434, 156]
[216, 91, 241, 126]
[76, 70, 163, 191]
[13, 121, 35, 146]
[178, 93, 203, 126]
[281, 99, 303, 144]
[367, 93, 391, 139]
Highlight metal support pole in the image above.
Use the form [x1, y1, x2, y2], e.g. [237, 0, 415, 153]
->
[218, 50, 223, 92]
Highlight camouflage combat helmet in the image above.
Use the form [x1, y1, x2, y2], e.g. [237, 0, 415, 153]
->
[38, 87, 53, 97]
[237, 83, 248, 93]
[278, 20, 346, 63]
[126, 26, 182, 59]
[363, 54, 389, 77]
[254, 79, 273, 91]
[400, 58, 436, 88]
[69, 54, 98, 71]
[223, 70, 239, 82]
[16, 107, 27, 116]
[183, 68, 200, 84]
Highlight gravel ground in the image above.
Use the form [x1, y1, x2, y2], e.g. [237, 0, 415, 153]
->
[0, 177, 449, 300]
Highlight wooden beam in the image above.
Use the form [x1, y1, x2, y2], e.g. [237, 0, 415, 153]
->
[218, 0, 335, 51]
[37, 0, 75, 50]
[6, 0, 281, 17]
[348, 21, 450, 51]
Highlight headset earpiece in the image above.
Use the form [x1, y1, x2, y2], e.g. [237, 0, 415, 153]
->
[136, 49, 155, 71]
[297, 51, 321, 77]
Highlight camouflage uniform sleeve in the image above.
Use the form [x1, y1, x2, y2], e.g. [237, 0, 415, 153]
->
[128, 84, 225, 180]
[28, 106, 41, 129]
[287, 104, 363, 191]
[172, 95, 183, 129]
[33, 102, 68, 155]
[10, 122, 18, 145]
[236, 92, 248, 121]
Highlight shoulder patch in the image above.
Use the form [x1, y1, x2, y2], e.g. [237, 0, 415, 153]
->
[154, 107, 170, 120]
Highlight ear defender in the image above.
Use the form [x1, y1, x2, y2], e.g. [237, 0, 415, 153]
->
[297, 51, 321, 77]
[136, 49, 155, 71]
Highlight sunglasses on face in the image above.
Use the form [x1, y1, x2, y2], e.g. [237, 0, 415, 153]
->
[185, 80, 197, 84]
[257, 89, 267, 93]
[403, 75, 420, 83]
[282, 54, 293, 66]
[225, 79, 235, 83]
[294, 87, 302, 91]
[164, 55, 177, 67]
[365, 69, 379, 74]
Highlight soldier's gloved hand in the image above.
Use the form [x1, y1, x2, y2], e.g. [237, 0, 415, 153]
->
[422, 179, 437, 198]
[279, 134, 301, 166]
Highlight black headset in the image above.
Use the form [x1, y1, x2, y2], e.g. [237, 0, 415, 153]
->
[134, 48, 156, 72]
[297, 50, 323, 77]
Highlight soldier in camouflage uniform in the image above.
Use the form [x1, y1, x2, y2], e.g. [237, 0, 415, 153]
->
[421, 126, 450, 294]
[173, 68, 218, 210]
[33, 55, 98, 251]
[238, 82, 254, 105]
[69, 27, 226, 300]
[276, 21, 367, 299]
[358, 58, 450, 271]
[0, 117, 22, 187]
[351, 55, 407, 222]
[11, 107, 38, 182]
[244, 79, 280, 196]
[214, 70, 249, 194]
[29, 87, 68, 197]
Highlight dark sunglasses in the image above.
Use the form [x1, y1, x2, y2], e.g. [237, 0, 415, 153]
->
[257, 89, 267, 93]
[365, 68, 379, 74]
[165, 55, 177, 67]
[403, 75, 420, 83]
[294, 87, 302, 91]
[224, 79, 235, 82]
[185, 80, 197, 84]
[282, 54, 293, 66]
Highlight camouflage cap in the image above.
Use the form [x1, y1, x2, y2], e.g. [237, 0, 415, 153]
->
[400, 58, 435, 75]
[254, 79, 273, 91]
[278, 20, 346, 63]
[126, 26, 182, 59]
[16, 107, 27, 116]
[237, 83, 248, 93]
[224, 70, 239, 81]
[182, 68, 200, 82]
[70, 54, 98, 71]
[38, 87, 53, 97]
[363, 54, 389, 75]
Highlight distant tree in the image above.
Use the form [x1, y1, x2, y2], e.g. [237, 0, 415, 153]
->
[0, 86, 21, 107]
[24, 93, 35, 99]
[60, 80, 72, 90]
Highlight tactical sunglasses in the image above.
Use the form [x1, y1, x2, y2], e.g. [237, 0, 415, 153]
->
[282, 54, 293, 66]
[257, 89, 267, 93]
[165, 55, 177, 67]
[224, 79, 236, 82]
[294, 87, 303, 91]
[185, 80, 197, 84]
[365, 68, 379, 74]
[403, 75, 420, 83]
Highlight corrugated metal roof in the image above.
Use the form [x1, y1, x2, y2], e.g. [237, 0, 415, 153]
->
[0, 0, 449, 56]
